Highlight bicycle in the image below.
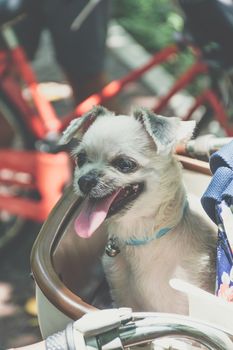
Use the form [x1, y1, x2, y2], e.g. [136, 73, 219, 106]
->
[1, 0, 233, 250]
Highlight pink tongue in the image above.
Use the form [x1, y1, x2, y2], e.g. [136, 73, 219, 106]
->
[74, 189, 120, 238]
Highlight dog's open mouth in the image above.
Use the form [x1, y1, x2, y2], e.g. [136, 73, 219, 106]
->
[108, 183, 144, 216]
[74, 182, 144, 238]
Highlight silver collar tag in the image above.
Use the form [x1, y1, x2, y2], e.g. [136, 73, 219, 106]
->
[105, 237, 120, 257]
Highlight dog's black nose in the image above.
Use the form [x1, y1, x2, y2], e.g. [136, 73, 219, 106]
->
[78, 173, 98, 194]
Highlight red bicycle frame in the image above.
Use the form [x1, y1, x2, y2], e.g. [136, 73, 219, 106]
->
[0, 25, 232, 222]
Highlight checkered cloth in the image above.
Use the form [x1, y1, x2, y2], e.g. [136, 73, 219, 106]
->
[201, 140, 233, 301]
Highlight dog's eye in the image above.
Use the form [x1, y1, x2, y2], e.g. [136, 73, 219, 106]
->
[75, 151, 87, 167]
[112, 157, 137, 173]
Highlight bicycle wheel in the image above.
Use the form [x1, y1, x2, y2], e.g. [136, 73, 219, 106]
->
[196, 69, 233, 137]
[0, 93, 35, 251]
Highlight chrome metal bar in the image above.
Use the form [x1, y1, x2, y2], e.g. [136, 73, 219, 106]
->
[186, 135, 233, 157]
[118, 313, 233, 350]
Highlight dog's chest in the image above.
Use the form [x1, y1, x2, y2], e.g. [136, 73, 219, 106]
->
[103, 241, 188, 313]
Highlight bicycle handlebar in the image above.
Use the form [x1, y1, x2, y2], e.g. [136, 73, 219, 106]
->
[176, 135, 233, 157]
[69, 309, 233, 350]
[119, 313, 233, 350]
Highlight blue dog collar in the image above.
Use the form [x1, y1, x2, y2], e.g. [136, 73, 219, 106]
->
[105, 200, 188, 257]
[124, 200, 189, 246]
[125, 226, 172, 246]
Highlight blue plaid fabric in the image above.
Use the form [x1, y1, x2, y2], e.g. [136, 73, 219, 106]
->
[201, 140, 233, 301]
[215, 202, 233, 300]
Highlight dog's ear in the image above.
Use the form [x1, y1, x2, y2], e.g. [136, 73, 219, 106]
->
[133, 108, 196, 154]
[59, 105, 113, 145]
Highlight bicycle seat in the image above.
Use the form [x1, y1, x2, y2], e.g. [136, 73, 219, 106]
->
[0, 0, 29, 26]
[179, 0, 233, 68]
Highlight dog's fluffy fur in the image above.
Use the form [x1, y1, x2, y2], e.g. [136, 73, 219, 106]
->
[60, 106, 216, 315]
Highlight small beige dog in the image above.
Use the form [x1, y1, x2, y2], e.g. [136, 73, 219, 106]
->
[60, 105, 216, 315]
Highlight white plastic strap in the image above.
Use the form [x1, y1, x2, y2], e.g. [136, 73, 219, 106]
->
[73, 308, 132, 337]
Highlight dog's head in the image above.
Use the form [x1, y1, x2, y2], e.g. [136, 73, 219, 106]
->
[60, 106, 195, 238]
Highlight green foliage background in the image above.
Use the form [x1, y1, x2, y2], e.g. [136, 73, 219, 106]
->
[113, 0, 182, 52]
[112, 0, 203, 94]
